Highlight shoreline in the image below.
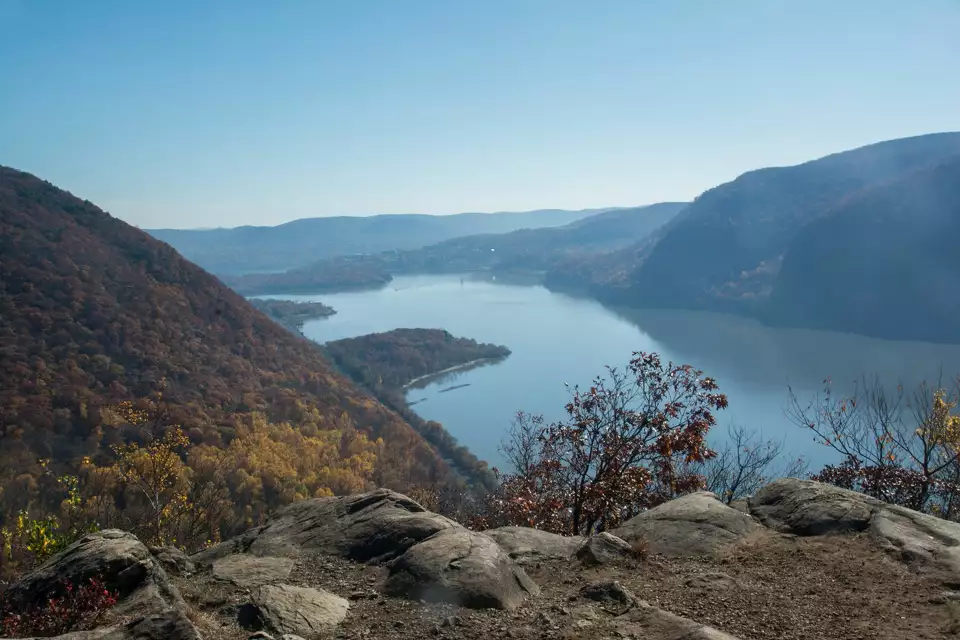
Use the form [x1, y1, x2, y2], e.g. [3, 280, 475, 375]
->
[402, 357, 497, 390]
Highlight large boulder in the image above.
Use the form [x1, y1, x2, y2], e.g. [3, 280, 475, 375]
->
[3, 530, 184, 616]
[748, 478, 878, 535]
[575, 532, 636, 566]
[749, 478, 960, 579]
[612, 491, 761, 556]
[237, 584, 349, 636]
[384, 529, 540, 610]
[482, 526, 583, 565]
[193, 489, 458, 564]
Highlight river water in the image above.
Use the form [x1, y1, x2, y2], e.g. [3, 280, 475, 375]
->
[269, 274, 960, 471]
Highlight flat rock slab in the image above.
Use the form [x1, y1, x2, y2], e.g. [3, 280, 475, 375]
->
[612, 491, 761, 556]
[613, 602, 741, 640]
[385, 528, 540, 610]
[483, 526, 583, 565]
[238, 584, 349, 636]
[3, 530, 184, 616]
[212, 555, 294, 588]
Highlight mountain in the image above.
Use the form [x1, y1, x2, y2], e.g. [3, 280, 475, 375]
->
[147, 207, 621, 275]
[765, 154, 960, 342]
[0, 166, 455, 499]
[226, 202, 687, 295]
[545, 133, 960, 340]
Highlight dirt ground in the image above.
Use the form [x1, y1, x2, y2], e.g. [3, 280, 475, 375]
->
[178, 528, 960, 640]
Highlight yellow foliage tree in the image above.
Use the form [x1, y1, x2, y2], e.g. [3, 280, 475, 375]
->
[190, 413, 381, 529]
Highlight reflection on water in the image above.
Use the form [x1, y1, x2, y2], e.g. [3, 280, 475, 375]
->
[292, 274, 960, 470]
[611, 307, 960, 395]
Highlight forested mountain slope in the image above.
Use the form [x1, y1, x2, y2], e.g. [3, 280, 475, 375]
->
[545, 132, 960, 343]
[0, 167, 454, 508]
[766, 154, 960, 342]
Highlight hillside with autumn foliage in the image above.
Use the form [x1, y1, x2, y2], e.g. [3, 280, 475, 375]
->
[0, 166, 456, 537]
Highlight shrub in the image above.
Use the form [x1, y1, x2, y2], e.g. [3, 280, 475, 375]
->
[483, 352, 727, 535]
[789, 376, 960, 518]
[0, 577, 118, 637]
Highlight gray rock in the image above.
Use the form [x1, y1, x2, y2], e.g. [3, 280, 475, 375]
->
[749, 478, 960, 579]
[483, 526, 583, 564]
[213, 555, 294, 588]
[193, 489, 540, 610]
[3, 530, 184, 616]
[238, 584, 349, 636]
[148, 546, 194, 576]
[612, 491, 761, 556]
[384, 528, 540, 610]
[579, 580, 636, 605]
[11, 610, 201, 640]
[193, 489, 459, 564]
[575, 532, 635, 566]
[748, 478, 877, 535]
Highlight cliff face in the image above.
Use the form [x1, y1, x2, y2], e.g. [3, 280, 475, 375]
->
[0, 166, 448, 486]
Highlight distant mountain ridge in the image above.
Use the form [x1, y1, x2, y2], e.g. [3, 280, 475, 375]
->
[224, 202, 688, 295]
[545, 132, 960, 343]
[148, 207, 624, 275]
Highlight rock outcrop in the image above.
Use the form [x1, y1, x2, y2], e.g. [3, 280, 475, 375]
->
[3, 530, 184, 616]
[23, 610, 203, 640]
[193, 489, 459, 564]
[193, 489, 538, 610]
[749, 477, 960, 580]
[612, 491, 761, 556]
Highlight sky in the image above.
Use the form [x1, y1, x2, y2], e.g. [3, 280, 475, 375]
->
[1, 1, 958, 229]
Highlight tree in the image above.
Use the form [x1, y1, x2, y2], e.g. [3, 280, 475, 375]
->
[486, 352, 727, 535]
[788, 375, 960, 517]
[700, 424, 808, 504]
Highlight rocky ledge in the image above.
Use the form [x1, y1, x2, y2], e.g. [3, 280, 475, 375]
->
[4, 480, 960, 640]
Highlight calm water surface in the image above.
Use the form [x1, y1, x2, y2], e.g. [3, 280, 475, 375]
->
[266, 274, 960, 470]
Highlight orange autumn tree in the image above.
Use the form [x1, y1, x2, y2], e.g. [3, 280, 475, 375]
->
[487, 352, 727, 535]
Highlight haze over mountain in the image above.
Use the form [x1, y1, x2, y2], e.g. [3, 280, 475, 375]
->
[224, 202, 687, 295]
[0, 166, 462, 493]
[148, 208, 618, 275]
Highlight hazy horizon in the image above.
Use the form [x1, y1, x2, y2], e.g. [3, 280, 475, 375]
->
[2, 0, 958, 229]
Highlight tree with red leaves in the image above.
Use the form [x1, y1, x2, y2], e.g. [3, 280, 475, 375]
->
[485, 352, 728, 535]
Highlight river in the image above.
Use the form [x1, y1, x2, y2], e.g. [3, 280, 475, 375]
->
[264, 273, 960, 472]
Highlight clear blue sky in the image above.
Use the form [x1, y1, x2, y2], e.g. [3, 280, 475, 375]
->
[1, 0, 958, 229]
